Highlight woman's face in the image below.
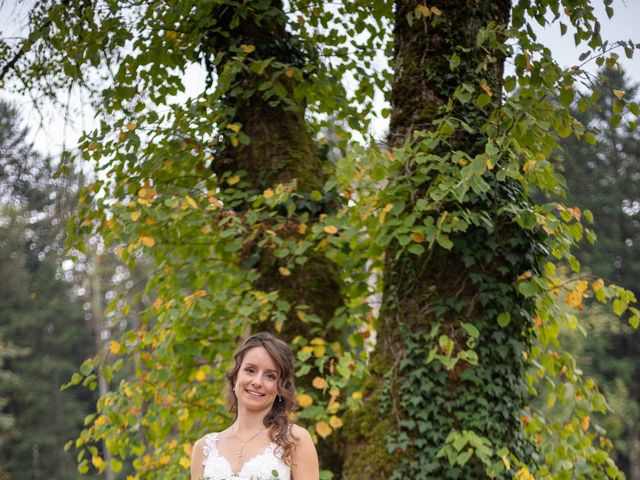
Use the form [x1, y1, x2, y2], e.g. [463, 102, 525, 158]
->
[234, 346, 280, 412]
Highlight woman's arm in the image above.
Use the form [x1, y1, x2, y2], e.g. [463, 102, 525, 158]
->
[190, 436, 206, 480]
[291, 424, 320, 480]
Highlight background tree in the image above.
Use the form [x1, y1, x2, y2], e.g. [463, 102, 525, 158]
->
[0, 99, 99, 479]
[559, 67, 640, 479]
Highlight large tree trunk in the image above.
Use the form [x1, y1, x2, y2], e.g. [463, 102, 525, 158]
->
[199, 1, 344, 472]
[344, 1, 538, 478]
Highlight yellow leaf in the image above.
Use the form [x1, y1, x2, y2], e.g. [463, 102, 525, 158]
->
[94, 415, 107, 427]
[131, 210, 142, 221]
[227, 175, 240, 185]
[565, 291, 582, 308]
[140, 235, 155, 247]
[230, 136, 239, 147]
[179, 456, 190, 469]
[310, 337, 325, 345]
[159, 455, 170, 465]
[195, 369, 206, 382]
[485, 157, 494, 170]
[297, 223, 307, 235]
[124, 384, 134, 397]
[576, 280, 588, 292]
[126, 122, 137, 131]
[502, 455, 511, 471]
[581, 415, 590, 431]
[92, 456, 104, 469]
[592, 278, 604, 292]
[312, 377, 327, 389]
[430, 6, 443, 15]
[226, 123, 242, 133]
[240, 44, 256, 54]
[315, 421, 332, 439]
[351, 391, 362, 400]
[165, 30, 178, 41]
[523, 160, 537, 172]
[286, 68, 295, 78]
[327, 400, 341, 414]
[411, 232, 425, 243]
[383, 203, 393, 212]
[481, 83, 493, 97]
[323, 225, 338, 235]
[87, 141, 98, 151]
[295, 310, 308, 323]
[185, 195, 198, 209]
[613, 89, 625, 99]
[517, 270, 532, 281]
[109, 341, 121, 355]
[313, 345, 326, 358]
[263, 188, 274, 199]
[329, 415, 343, 429]
[415, 5, 430, 17]
[297, 394, 313, 408]
[278, 267, 291, 277]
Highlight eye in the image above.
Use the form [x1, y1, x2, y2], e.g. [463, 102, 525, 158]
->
[245, 367, 255, 374]
[265, 372, 277, 381]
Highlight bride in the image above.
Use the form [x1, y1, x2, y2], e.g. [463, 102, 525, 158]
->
[191, 332, 319, 480]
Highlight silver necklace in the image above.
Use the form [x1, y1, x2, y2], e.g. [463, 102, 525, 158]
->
[232, 427, 268, 459]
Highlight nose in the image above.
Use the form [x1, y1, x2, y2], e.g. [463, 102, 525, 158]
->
[251, 376, 263, 388]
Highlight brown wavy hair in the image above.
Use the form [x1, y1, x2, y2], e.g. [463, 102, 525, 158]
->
[225, 332, 298, 465]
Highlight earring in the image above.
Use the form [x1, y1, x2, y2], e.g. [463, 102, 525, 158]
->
[277, 394, 282, 402]
[233, 386, 236, 392]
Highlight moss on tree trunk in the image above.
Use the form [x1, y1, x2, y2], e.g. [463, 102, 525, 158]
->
[344, 1, 540, 478]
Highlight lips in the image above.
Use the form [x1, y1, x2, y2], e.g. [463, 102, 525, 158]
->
[245, 389, 265, 398]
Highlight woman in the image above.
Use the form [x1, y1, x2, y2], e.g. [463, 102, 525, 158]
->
[191, 332, 319, 480]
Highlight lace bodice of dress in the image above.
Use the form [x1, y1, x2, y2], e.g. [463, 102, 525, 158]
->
[202, 432, 291, 480]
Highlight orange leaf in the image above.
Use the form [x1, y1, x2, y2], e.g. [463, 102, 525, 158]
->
[592, 278, 604, 292]
[297, 394, 313, 408]
[140, 235, 155, 247]
[315, 421, 332, 439]
[312, 377, 327, 389]
[329, 415, 343, 429]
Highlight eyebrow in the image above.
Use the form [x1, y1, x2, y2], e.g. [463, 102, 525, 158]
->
[243, 362, 278, 374]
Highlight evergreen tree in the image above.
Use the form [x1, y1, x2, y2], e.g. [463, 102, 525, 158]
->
[0, 100, 97, 479]
[560, 68, 640, 479]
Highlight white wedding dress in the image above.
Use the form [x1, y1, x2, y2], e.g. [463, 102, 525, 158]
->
[202, 432, 292, 480]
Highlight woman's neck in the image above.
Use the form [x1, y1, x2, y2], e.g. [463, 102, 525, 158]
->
[233, 408, 269, 435]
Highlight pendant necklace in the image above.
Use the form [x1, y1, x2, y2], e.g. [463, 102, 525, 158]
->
[232, 427, 268, 460]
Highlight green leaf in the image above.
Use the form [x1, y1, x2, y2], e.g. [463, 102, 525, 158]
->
[612, 299, 626, 316]
[461, 322, 480, 339]
[476, 93, 492, 108]
[497, 312, 511, 327]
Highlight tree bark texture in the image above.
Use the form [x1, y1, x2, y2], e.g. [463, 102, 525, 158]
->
[197, 1, 345, 472]
[344, 1, 540, 478]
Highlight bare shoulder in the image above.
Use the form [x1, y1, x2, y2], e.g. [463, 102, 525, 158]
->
[290, 423, 313, 444]
[192, 432, 212, 455]
[190, 434, 210, 480]
[290, 424, 319, 480]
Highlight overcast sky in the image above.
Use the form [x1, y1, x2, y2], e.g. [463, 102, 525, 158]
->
[1, 1, 639, 156]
